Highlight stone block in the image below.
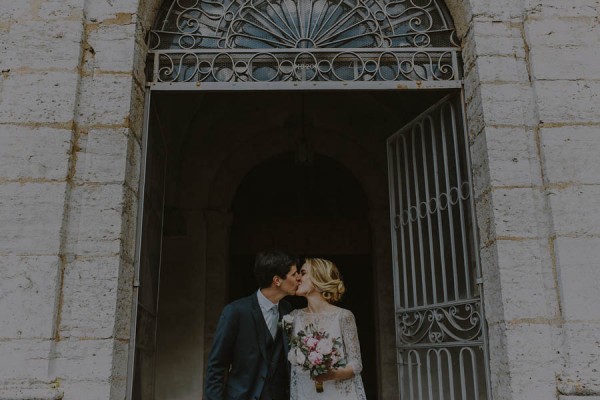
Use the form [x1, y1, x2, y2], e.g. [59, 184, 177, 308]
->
[541, 126, 600, 185]
[59, 256, 121, 338]
[0, 182, 66, 254]
[0, 339, 53, 383]
[113, 259, 134, 341]
[530, 47, 600, 81]
[71, 183, 127, 256]
[479, 83, 537, 128]
[525, 0, 600, 18]
[473, 127, 542, 189]
[38, 0, 85, 20]
[3, 19, 83, 71]
[471, 20, 526, 59]
[77, 128, 129, 184]
[86, 22, 136, 73]
[0, 125, 70, 181]
[58, 379, 111, 400]
[536, 80, 600, 124]
[474, 55, 530, 83]
[526, 16, 600, 50]
[470, 0, 523, 19]
[490, 187, 544, 239]
[486, 239, 555, 323]
[0, 255, 59, 338]
[549, 185, 600, 236]
[486, 321, 511, 400]
[77, 74, 133, 127]
[84, 1, 138, 24]
[0, 71, 78, 124]
[555, 237, 600, 320]
[51, 339, 115, 382]
[559, 322, 600, 394]
[0, 1, 32, 22]
[503, 323, 559, 399]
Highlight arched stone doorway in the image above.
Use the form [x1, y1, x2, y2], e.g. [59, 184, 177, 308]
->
[129, 1, 492, 399]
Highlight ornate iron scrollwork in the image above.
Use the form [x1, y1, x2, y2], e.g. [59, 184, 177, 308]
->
[148, 0, 461, 84]
[397, 301, 483, 346]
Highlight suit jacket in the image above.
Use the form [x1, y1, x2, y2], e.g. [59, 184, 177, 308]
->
[205, 293, 292, 400]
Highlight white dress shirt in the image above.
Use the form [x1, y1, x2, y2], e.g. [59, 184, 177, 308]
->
[257, 290, 279, 339]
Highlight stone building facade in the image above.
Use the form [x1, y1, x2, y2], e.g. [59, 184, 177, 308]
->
[0, 0, 599, 399]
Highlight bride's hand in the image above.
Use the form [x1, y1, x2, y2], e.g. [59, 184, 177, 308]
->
[313, 366, 355, 383]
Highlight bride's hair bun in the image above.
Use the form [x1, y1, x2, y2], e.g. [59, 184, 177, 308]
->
[304, 258, 346, 303]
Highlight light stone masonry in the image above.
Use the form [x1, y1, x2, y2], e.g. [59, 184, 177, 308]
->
[1, 0, 600, 398]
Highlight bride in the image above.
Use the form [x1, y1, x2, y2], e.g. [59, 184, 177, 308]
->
[288, 258, 367, 400]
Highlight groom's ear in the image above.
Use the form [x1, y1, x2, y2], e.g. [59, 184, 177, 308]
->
[273, 275, 281, 287]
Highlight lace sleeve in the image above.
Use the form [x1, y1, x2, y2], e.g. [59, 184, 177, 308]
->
[340, 309, 363, 376]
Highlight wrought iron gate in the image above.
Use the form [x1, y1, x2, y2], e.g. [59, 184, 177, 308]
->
[387, 94, 491, 400]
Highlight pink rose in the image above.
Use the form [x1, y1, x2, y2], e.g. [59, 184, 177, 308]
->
[308, 351, 323, 365]
[304, 336, 318, 350]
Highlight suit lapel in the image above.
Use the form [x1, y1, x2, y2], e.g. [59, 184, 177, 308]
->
[250, 294, 269, 363]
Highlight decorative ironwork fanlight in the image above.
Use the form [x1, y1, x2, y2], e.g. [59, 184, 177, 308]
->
[147, 0, 461, 86]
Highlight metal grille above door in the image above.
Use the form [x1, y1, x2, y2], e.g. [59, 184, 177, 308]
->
[147, 0, 462, 89]
[386, 94, 492, 400]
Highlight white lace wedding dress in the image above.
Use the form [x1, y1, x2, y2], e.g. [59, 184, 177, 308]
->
[289, 307, 367, 400]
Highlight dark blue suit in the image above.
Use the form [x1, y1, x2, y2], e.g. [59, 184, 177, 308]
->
[205, 293, 292, 400]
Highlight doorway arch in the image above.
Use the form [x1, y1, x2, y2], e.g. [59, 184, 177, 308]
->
[128, 1, 493, 399]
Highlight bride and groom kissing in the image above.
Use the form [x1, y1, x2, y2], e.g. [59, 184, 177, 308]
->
[204, 250, 367, 400]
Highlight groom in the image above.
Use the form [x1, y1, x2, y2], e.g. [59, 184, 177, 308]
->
[204, 250, 300, 400]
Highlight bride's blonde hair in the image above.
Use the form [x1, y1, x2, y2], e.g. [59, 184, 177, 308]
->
[304, 258, 346, 303]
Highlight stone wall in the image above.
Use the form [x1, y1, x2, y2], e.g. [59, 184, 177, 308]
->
[0, 0, 598, 399]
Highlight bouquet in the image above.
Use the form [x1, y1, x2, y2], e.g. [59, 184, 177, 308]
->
[287, 322, 346, 393]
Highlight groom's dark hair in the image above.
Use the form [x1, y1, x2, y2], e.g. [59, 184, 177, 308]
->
[254, 250, 299, 289]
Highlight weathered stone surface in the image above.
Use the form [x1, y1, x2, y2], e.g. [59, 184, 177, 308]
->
[2, 19, 83, 71]
[530, 47, 600, 81]
[475, 55, 530, 83]
[0, 339, 53, 383]
[77, 128, 130, 184]
[52, 339, 114, 382]
[59, 256, 121, 339]
[490, 187, 545, 239]
[503, 323, 559, 399]
[485, 239, 554, 323]
[0, 125, 70, 181]
[525, 0, 600, 19]
[541, 126, 600, 185]
[0, 71, 79, 124]
[555, 237, 600, 321]
[549, 185, 600, 236]
[76, 74, 133, 127]
[70, 183, 127, 256]
[479, 83, 537, 128]
[0, 182, 66, 254]
[84, 1, 138, 23]
[472, 126, 542, 189]
[559, 322, 600, 394]
[536, 80, 600, 124]
[86, 22, 136, 73]
[0, 255, 59, 338]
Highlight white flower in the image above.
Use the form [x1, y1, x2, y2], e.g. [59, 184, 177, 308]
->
[308, 351, 324, 365]
[288, 348, 306, 365]
[282, 314, 294, 325]
[304, 336, 318, 350]
[315, 338, 333, 355]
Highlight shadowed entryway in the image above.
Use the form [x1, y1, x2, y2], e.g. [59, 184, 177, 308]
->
[229, 152, 377, 398]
